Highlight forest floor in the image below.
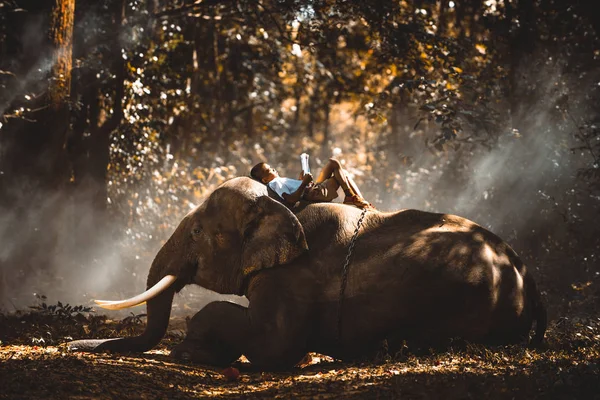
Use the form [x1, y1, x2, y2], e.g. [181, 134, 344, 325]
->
[1, 304, 599, 400]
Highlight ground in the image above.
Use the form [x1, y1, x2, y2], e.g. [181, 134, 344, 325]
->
[1, 309, 599, 399]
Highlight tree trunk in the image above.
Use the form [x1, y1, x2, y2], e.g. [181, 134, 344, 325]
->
[469, 0, 483, 39]
[70, 0, 125, 213]
[293, 85, 302, 135]
[508, 0, 536, 132]
[0, 0, 75, 195]
[66, 0, 126, 269]
[0, 0, 76, 307]
[437, 0, 448, 36]
[246, 106, 254, 138]
[455, 1, 466, 38]
[323, 97, 330, 143]
[48, 0, 75, 110]
[307, 92, 316, 138]
[211, 9, 222, 140]
[389, 101, 400, 150]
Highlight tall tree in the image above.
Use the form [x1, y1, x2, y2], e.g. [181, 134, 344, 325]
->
[0, 0, 76, 305]
[507, 0, 537, 131]
[70, 0, 126, 213]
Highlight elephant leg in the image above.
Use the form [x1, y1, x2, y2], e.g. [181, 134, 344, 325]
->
[171, 300, 307, 369]
[171, 301, 246, 366]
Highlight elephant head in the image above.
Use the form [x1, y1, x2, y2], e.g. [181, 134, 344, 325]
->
[68, 177, 308, 353]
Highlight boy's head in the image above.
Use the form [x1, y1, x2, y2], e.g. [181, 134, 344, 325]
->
[250, 162, 279, 184]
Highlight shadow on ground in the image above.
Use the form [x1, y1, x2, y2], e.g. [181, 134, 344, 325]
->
[1, 309, 599, 399]
[1, 336, 599, 399]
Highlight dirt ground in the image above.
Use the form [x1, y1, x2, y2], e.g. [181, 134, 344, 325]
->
[1, 310, 599, 399]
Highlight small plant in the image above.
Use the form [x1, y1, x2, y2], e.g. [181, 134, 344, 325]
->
[29, 294, 93, 318]
[117, 312, 147, 335]
[120, 312, 147, 327]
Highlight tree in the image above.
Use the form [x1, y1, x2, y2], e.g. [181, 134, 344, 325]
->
[0, 0, 75, 304]
[69, 0, 126, 213]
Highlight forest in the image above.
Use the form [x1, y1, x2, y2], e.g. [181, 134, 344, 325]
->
[0, 0, 599, 398]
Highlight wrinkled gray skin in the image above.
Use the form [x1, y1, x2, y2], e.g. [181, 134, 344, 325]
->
[69, 177, 546, 369]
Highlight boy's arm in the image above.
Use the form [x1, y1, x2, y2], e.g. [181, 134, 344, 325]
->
[282, 174, 313, 205]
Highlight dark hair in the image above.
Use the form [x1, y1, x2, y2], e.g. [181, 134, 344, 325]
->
[250, 162, 267, 181]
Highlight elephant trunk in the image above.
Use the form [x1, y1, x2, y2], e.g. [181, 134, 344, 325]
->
[69, 287, 176, 353]
[68, 234, 183, 353]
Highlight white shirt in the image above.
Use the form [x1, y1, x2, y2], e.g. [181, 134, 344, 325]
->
[268, 177, 302, 198]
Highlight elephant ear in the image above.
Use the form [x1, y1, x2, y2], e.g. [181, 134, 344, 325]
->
[241, 195, 308, 277]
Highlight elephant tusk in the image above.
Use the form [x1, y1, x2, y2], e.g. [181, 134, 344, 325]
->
[93, 275, 177, 310]
[94, 300, 146, 306]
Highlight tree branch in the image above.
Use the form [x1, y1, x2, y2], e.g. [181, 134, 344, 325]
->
[254, 0, 299, 45]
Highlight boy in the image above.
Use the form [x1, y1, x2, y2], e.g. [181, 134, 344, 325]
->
[250, 158, 374, 209]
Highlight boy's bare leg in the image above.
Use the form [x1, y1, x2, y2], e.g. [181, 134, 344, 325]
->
[316, 159, 354, 195]
[346, 175, 363, 198]
[315, 159, 334, 183]
[315, 158, 373, 209]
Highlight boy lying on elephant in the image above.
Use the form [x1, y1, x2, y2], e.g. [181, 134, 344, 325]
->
[250, 158, 374, 209]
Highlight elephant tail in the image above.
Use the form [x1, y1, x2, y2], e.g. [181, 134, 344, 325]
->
[528, 274, 547, 346]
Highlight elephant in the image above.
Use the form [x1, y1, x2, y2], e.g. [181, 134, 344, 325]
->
[68, 176, 546, 369]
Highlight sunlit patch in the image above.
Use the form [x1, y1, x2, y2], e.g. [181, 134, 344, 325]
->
[513, 266, 525, 315]
[447, 243, 471, 263]
[514, 267, 524, 291]
[481, 244, 495, 263]
[480, 244, 511, 308]
[491, 265, 500, 306]
[481, 244, 511, 267]
[473, 232, 484, 242]
[242, 265, 259, 276]
[421, 223, 473, 235]
[295, 353, 335, 368]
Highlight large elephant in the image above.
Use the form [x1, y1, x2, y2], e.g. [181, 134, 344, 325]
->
[68, 177, 546, 369]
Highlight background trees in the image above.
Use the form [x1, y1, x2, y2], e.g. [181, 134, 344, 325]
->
[0, 0, 76, 307]
[0, 0, 598, 318]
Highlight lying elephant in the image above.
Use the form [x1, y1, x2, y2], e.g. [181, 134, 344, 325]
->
[68, 177, 546, 368]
